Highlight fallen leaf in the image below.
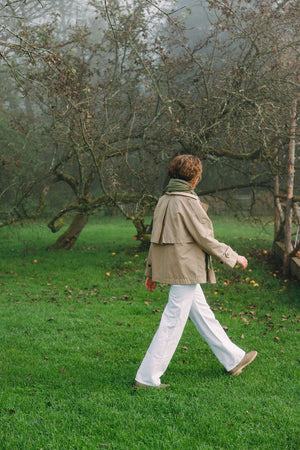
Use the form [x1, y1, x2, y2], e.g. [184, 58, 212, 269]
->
[241, 317, 249, 325]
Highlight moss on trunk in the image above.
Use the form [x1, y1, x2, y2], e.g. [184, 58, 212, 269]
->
[49, 213, 89, 250]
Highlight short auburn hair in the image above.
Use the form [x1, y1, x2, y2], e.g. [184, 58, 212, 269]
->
[168, 154, 202, 182]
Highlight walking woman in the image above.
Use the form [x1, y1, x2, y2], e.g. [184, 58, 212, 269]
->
[135, 155, 257, 389]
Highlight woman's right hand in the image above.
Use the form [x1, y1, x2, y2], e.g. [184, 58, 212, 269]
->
[145, 277, 156, 292]
[236, 255, 248, 270]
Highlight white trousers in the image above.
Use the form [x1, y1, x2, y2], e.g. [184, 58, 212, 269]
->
[135, 284, 245, 386]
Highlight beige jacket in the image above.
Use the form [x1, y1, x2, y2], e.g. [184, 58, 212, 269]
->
[145, 192, 238, 284]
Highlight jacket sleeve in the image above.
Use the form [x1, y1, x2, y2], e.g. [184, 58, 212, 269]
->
[181, 199, 238, 268]
[144, 244, 153, 277]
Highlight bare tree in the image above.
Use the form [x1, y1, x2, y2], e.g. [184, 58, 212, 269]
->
[0, 0, 298, 259]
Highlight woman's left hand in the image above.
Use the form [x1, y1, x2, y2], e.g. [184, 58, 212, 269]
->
[236, 255, 248, 270]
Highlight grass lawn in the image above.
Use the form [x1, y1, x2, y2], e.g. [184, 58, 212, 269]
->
[0, 216, 299, 449]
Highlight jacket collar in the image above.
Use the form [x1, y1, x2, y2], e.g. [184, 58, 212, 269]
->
[165, 191, 199, 200]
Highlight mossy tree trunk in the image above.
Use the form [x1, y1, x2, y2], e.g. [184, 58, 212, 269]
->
[132, 217, 153, 249]
[49, 213, 89, 250]
[283, 97, 297, 274]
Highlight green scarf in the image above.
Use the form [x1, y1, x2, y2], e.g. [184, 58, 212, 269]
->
[165, 178, 197, 196]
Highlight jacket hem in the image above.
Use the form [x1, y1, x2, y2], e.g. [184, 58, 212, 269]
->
[150, 277, 216, 285]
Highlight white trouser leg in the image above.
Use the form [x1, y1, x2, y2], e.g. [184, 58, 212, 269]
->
[135, 285, 194, 386]
[135, 284, 245, 386]
[189, 284, 245, 371]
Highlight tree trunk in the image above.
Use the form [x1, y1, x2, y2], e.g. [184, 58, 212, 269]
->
[49, 213, 89, 250]
[274, 156, 284, 241]
[283, 97, 297, 274]
[132, 217, 152, 249]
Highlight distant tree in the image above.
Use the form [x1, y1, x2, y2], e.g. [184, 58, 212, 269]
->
[1, 1, 171, 246]
[0, 0, 85, 225]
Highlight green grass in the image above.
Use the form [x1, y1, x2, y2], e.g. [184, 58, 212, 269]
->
[0, 216, 299, 449]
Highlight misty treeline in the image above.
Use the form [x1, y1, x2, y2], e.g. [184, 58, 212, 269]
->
[0, 0, 299, 253]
